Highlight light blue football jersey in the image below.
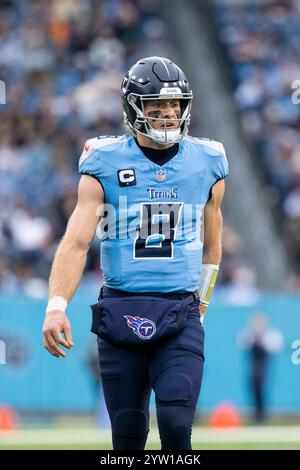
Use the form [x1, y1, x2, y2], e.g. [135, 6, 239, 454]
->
[78, 134, 228, 293]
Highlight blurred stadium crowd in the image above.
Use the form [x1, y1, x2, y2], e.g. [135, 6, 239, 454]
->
[215, 0, 300, 274]
[0, 0, 266, 297]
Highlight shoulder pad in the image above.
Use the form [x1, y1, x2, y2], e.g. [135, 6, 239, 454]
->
[187, 136, 227, 159]
[79, 135, 125, 167]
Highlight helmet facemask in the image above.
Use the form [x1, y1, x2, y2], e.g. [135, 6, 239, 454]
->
[126, 92, 193, 145]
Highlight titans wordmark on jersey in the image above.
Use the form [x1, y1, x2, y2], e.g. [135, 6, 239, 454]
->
[78, 134, 228, 293]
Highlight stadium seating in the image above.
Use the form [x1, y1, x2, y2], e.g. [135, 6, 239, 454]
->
[214, 0, 300, 278]
[0, 0, 255, 295]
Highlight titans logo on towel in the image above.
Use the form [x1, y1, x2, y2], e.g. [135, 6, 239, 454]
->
[124, 315, 156, 340]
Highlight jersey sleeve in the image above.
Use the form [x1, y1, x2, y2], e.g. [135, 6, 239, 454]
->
[78, 138, 100, 178]
[199, 139, 229, 203]
[196, 137, 229, 182]
[213, 143, 229, 181]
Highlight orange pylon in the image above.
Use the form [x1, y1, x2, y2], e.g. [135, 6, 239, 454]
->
[0, 406, 17, 430]
[208, 402, 242, 428]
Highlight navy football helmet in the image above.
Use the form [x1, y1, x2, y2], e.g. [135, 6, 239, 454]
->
[121, 56, 193, 145]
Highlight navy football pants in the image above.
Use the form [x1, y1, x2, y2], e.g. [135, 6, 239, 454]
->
[97, 295, 205, 450]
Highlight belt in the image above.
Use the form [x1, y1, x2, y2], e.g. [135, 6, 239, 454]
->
[99, 285, 199, 303]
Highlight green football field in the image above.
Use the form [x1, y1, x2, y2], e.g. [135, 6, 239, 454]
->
[1, 426, 300, 450]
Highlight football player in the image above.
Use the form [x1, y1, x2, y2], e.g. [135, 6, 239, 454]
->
[42, 57, 228, 450]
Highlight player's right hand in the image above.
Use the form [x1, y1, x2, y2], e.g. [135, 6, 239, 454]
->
[42, 310, 74, 358]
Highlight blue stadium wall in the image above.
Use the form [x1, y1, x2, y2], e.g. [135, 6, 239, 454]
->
[0, 292, 300, 414]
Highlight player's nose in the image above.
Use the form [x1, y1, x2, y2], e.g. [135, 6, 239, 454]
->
[161, 105, 176, 119]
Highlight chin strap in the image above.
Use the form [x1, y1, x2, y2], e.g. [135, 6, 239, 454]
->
[147, 127, 181, 144]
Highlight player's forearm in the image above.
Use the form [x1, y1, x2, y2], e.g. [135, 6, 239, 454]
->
[202, 244, 222, 265]
[202, 205, 223, 266]
[48, 238, 88, 303]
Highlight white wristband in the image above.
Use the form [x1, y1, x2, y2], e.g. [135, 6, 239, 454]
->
[198, 264, 219, 306]
[46, 296, 68, 314]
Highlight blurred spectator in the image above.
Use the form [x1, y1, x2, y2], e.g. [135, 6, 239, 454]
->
[216, 225, 259, 303]
[237, 313, 283, 423]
